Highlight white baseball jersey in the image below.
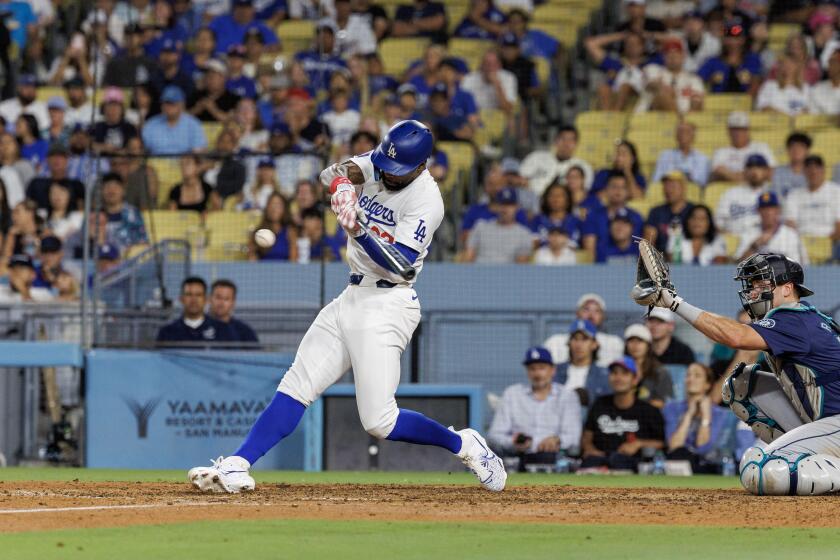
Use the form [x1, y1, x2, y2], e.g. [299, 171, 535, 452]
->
[808, 80, 840, 115]
[735, 225, 809, 265]
[637, 65, 704, 114]
[346, 152, 444, 285]
[715, 184, 768, 234]
[784, 182, 840, 236]
[711, 142, 776, 173]
[755, 81, 810, 116]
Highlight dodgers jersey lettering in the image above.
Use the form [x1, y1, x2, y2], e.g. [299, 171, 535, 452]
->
[347, 151, 444, 284]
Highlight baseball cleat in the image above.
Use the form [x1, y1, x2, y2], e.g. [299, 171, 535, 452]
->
[453, 427, 507, 492]
[188, 456, 255, 493]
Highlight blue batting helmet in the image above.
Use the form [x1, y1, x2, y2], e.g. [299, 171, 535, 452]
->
[370, 120, 434, 176]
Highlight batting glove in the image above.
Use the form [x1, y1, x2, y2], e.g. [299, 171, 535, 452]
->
[338, 204, 363, 237]
[330, 176, 357, 216]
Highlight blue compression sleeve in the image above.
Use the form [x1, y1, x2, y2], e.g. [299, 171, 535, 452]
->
[386, 408, 463, 454]
[234, 391, 306, 465]
[355, 233, 419, 273]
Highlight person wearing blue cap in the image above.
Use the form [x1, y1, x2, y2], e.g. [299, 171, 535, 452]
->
[714, 151, 771, 235]
[463, 187, 534, 263]
[141, 86, 208, 155]
[555, 320, 611, 408]
[734, 191, 808, 264]
[487, 345, 582, 462]
[596, 208, 641, 264]
[208, 0, 279, 55]
[224, 44, 258, 100]
[580, 356, 665, 472]
[505, 9, 560, 61]
[710, 111, 775, 182]
[149, 38, 195, 100]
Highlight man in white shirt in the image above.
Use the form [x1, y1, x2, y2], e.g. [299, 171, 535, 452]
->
[711, 111, 775, 182]
[519, 125, 594, 196]
[488, 346, 581, 457]
[784, 155, 840, 242]
[736, 192, 808, 264]
[637, 37, 704, 113]
[461, 50, 517, 114]
[0, 255, 55, 304]
[0, 74, 50, 131]
[543, 293, 624, 367]
[809, 49, 840, 115]
[63, 77, 96, 128]
[715, 153, 771, 235]
[652, 120, 710, 186]
[332, 0, 377, 56]
[680, 10, 721, 73]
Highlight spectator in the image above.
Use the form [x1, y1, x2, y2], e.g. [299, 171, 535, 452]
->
[290, 179, 325, 228]
[180, 26, 217, 85]
[785, 156, 840, 249]
[715, 153, 771, 235]
[0, 254, 54, 303]
[405, 44, 446, 106]
[32, 235, 66, 289]
[543, 293, 624, 368]
[580, 356, 665, 472]
[678, 204, 729, 265]
[149, 39, 195, 100]
[143, 1, 190, 59]
[127, 83, 161, 129]
[396, 84, 422, 121]
[43, 182, 83, 241]
[45, 97, 69, 147]
[47, 32, 95, 87]
[16, 114, 48, 173]
[454, 0, 506, 41]
[208, 0, 279, 55]
[591, 140, 646, 199]
[101, 172, 148, 252]
[623, 323, 673, 407]
[646, 307, 695, 365]
[241, 157, 280, 211]
[680, 10, 721, 73]
[533, 225, 577, 266]
[103, 23, 155, 88]
[554, 319, 611, 407]
[504, 8, 560, 62]
[735, 192, 808, 264]
[26, 145, 84, 211]
[110, 137, 159, 211]
[646, 0, 696, 30]
[91, 88, 139, 155]
[487, 346, 582, 459]
[565, 165, 595, 216]
[156, 277, 228, 345]
[663, 362, 728, 472]
[520, 125, 594, 197]
[294, 20, 347, 94]
[771, 132, 811, 196]
[638, 37, 704, 113]
[698, 22, 762, 95]
[225, 44, 257, 99]
[584, 31, 648, 111]
[0, 179, 10, 244]
[250, 192, 298, 261]
[463, 187, 533, 264]
[188, 59, 240, 122]
[62, 77, 96, 129]
[437, 57, 480, 127]
[321, 89, 362, 147]
[809, 50, 840, 115]
[1, 201, 42, 263]
[332, 0, 377, 56]
[0, 132, 34, 198]
[459, 163, 529, 246]
[771, 33, 821, 86]
[208, 279, 259, 344]
[532, 182, 582, 248]
[233, 98, 268, 152]
[392, 0, 447, 44]
[596, 209, 640, 264]
[169, 156, 214, 214]
[755, 54, 810, 116]
[461, 50, 517, 114]
[644, 170, 694, 254]
[299, 207, 344, 262]
[204, 130, 247, 206]
[353, 0, 389, 41]
[65, 211, 117, 260]
[0, 74, 49, 131]
[499, 32, 540, 105]
[142, 86, 208, 155]
[424, 83, 474, 142]
[706, 0, 755, 32]
[710, 112, 775, 182]
[581, 172, 644, 261]
[617, 0, 666, 37]
[257, 122, 322, 194]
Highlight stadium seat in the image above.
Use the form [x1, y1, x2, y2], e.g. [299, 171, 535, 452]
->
[142, 210, 202, 244]
[724, 233, 740, 257]
[275, 20, 314, 54]
[702, 94, 752, 113]
[446, 2, 470, 33]
[702, 182, 737, 212]
[768, 23, 799, 53]
[793, 114, 839, 134]
[746, 112, 791, 132]
[644, 181, 701, 206]
[437, 141, 476, 197]
[803, 236, 833, 265]
[576, 111, 626, 169]
[626, 130, 675, 167]
[812, 130, 840, 166]
[202, 122, 224, 147]
[751, 130, 788, 165]
[533, 56, 551, 86]
[476, 108, 507, 145]
[685, 111, 728, 131]
[35, 86, 64, 104]
[379, 38, 430, 77]
[693, 129, 729, 158]
[203, 244, 250, 262]
[447, 38, 494, 71]
[147, 158, 183, 208]
[205, 211, 261, 250]
[626, 196, 653, 219]
[628, 112, 679, 139]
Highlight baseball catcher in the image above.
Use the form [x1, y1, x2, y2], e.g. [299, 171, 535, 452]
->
[632, 241, 840, 495]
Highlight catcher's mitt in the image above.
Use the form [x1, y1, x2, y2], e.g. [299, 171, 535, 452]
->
[630, 237, 676, 313]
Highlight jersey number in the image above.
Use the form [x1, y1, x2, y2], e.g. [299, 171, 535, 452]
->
[413, 220, 427, 243]
[370, 225, 395, 244]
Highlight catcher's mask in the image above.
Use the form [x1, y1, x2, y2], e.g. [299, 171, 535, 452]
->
[734, 253, 814, 320]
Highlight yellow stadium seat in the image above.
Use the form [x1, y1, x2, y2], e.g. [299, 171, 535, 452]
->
[477, 108, 507, 145]
[142, 210, 202, 244]
[747, 112, 792, 131]
[147, 158, 183, 208]
[534, 56, 551, 86]
[35, 86, 64, 104]
[703, 182, 738, 213]
[626, 130, 675, 166]
[804, 235, 833, 265]
[576, 111, 627, 168]
[793, 114, 839, 134]
[446, 3, 470, 33]
[628, 112, 679, 137]
[437, 141, 475, 195]
[703, 94, 752, 113]
[205, 211, 261, 251]
[379, 38, 430, 77]
[448, 38, 494, 72]
[693, 129, 729, 158]
[812, 130, 840, 166]
[627, 196, 652, 219]
[644, 181, 701, 206]
[768, 23, 799, 53]
[724, 233, 740, 257]
[751, 130, 788, 165]
[202, 122, 224, 147]
[276, 20, 314, 53]
[204, 245, 250, 262]
[685, 111, 729, 130]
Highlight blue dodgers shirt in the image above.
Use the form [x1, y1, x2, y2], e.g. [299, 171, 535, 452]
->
[698, 53, 763, 93]
[750, 302, 840, 417]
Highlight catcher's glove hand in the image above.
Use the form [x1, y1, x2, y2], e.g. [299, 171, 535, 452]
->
[630, 237, 679, 312]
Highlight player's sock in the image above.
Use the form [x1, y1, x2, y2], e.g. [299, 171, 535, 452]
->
[385, 408, 463, 454]
[234, 391, 305, 465]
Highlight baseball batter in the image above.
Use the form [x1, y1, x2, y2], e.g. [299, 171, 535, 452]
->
[188, 120, 507, 493]
[632, 252, 840, 495]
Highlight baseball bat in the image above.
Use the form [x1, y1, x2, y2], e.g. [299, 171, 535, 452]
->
[356, 208, 417, 281]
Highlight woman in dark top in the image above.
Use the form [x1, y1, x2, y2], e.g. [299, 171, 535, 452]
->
[16, 115, 48, 173]
[623, 323, 673, 408]
[531, 182, 582, 247]
[249, 192, 298, 262]
[2, 199, 42, 262]
[590, 140, 646, 199]
[168, 155, 213, 214]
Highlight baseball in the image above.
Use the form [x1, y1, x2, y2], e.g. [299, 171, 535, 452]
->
[254, 228, 276, 248]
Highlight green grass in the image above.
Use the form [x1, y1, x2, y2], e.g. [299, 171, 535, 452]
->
[0, 467, 741, 489]
[2, 519, 838, 560]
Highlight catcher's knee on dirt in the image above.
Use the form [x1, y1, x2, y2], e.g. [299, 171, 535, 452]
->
[722, 363, 785, 443]
[739, 447, 840, 495]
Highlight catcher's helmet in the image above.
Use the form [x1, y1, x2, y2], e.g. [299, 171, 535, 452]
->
[370, 120, 433, 177]
[734, 253, 814, 319]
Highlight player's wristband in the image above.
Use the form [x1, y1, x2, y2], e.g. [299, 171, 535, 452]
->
[330, 176, 353, 194]
[672, 297, 702, 325]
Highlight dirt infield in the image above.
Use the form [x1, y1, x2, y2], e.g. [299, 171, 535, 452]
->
[1, 481, 838, 533]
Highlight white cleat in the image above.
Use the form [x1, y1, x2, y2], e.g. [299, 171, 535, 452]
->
[188, 456, 255, 493]
[453, 427, 507, 492]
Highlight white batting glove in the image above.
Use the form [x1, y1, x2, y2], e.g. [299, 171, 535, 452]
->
[338, 204, 363, 237]
[330, 176, 357, 216]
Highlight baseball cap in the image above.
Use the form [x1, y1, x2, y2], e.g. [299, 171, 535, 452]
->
[745, 154, 769, 168]
[270, 121, 290, 135]
[724, 22, 746, 38]
[569, 319, 597, 338]
[47, 96, 67, 111]
[522, 346, 553, 366]
[40, 235, 63, 253]
[63, 76, 85, 89]
[102, 87, 125, 104]
[609, 356, 638, 375]
[624, 323, 652, 343]
[647, 307, 675, 323]
[661, 37, 683, 53]
[686, 9, 703, 19]
[161, 85, 185, 104]
[244, 27, 265, 43]
[810, 11, 836, 32]
[547, 224, 570, 237]
[257, 156, 275, 168]
[8, 254, 34, 269]
[805, 154, 825, 167]
[160, 38, 181, 53]
[494, 187, 518, 205]
[577, 293, 606, 311]
[662, 169, 685, 182]
[98, 244, 120, 261]
[757, 191, 780, 208]
[501, 157, 520, 175]
[205, 58, 227, 75]
[18, 74, 36, 87]
[727, 111, 750, 128]
[499, 32, 519, 47]
[611, 207, 633, 223]
[227, 44, 247, 58]
[441, 57, 469, 75]
[316, 17, 338, 34]
[397, 83, 417, 96]
[429, 82, 448, 98]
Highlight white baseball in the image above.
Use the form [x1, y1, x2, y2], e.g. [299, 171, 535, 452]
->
[254, 228, 276, 248]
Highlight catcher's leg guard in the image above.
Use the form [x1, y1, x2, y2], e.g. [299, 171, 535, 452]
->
[739, 446, 840, 496]
[722, 364, 802, 443]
